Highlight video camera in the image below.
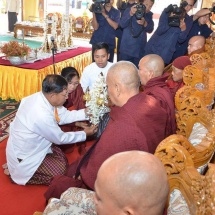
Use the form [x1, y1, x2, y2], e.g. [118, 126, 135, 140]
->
[209, 6, 215, 25]
[165, 1, 187, 27]
[90, 0, 110, 13]
[135, 1, 146, 20]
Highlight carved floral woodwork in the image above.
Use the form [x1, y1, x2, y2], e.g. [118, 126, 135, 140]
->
[205, 163, 215, 214]
[87, 18, 94, 34]
[73, 16, 89, 33]
[47, 12, 62, 29]
[183, 65, 203, 87]
[155, 143, 206, 215]
[205, 37, 215, 58]
[190, 53, 212, 68]
[175, 86, 214, 136]
[156, 36, 215, 215]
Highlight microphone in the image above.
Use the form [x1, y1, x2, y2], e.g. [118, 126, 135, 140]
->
[50, 36, 56, 74]
[50, 36, 57, 53]
[50, 36, 55, 44]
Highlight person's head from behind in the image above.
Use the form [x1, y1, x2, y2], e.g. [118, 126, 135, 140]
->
[106, 61, 140, 107]
[94, 151, 169, 215]
[188, 35, 205, 55]
[171, 56, 191, 82]
[138, 54, 164, 86]
[92, 42, 110, 68]
[42, 74, 68, 107]
[61, 67, 80, 93]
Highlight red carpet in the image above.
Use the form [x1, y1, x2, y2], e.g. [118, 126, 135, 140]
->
[0, 47, 91, 70]
[0, 138, 86, 215]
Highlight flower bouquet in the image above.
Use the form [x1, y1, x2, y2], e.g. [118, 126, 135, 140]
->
[0, 41, 31, 65]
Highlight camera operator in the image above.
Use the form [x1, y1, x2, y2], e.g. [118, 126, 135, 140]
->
[89, 0, 120, 62]
[115, 0, 136, 61]
[119, 0, 154, 67]
[144, 0, 195, 65]
[172, 2, 215, 61]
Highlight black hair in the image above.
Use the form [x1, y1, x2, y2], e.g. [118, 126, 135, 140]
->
[181, 0, 197, 6]
[61, 67, 80, 82]
[92, 42, 109, 56]
[42, 74, 68, 94]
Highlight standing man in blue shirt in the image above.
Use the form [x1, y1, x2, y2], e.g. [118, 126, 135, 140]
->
[119, 0, 154, 67]
[144, 0, 196, 66]
[90, 0, 120, 62]
[116, 0, 136, 61]
[172, 10, 215, 61]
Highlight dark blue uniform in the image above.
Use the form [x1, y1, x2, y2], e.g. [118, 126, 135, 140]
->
[144, 10, 193, 65]
[90, 7, 120, 62]
[119, 7, 154, 67]
[115, 2, 135, 61]
[172, 19, 213, 61]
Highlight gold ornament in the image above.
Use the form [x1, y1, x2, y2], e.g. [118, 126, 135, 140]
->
[96, 97, 105, 106]
[83, 87, 91, 102]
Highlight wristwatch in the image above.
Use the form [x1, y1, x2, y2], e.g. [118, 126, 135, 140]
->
[105, 15, 109, 19]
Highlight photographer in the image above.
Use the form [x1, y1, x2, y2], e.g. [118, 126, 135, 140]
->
[115, 0, 136, 61]
[144, 0, 195, 65]
[89, 0, 120, 62]
[172, 3, 215, 61]
[119, 0, 154, 67]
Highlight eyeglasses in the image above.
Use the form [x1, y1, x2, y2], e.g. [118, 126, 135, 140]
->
[59, 91, 69, 98]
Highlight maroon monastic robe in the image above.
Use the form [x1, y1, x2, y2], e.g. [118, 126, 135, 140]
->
[166, 79, 184, 98]
[64, 84, 85, 110]
[44, 93, 167, 200]
[60, 84, 85, 133]
[60, 84, 86, 153]
[143, 74, 176, 152]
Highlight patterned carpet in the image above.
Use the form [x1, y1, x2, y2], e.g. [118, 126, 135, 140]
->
[0, 99, 19, 142]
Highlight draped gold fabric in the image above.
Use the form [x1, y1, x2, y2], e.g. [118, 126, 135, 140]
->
[0, 51, 92, 101]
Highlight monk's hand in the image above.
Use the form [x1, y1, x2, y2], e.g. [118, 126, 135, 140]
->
[84, 124, 98, 136]
[75, 121, 89, 128]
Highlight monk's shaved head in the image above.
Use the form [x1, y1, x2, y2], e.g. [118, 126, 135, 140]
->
[94, 151, 169, 215]
[188, 35, 205, 55]
[106, 61, 140, 106]
[138, 54, 164, 86]
[108, 61, 140, 90]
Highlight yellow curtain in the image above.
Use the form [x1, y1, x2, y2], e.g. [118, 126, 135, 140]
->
[23, 0, 39, 21]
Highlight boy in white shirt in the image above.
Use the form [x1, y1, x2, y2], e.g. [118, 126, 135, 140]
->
[80, 42, 113, 92]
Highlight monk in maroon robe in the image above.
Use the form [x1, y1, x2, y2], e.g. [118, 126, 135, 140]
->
[166, 56, 192, 98]
[94, 151, 169, 215]
[64, 84, 85, 111]
[139, 54, 176, 153]
[60, 67, 87, 154]
[61, 67, 86, 132]
[44, 61, 168, 200]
